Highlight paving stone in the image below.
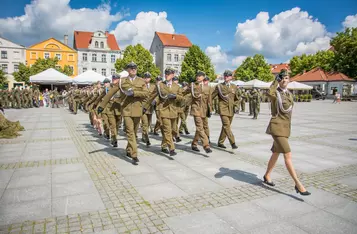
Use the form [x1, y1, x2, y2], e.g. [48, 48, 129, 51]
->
[124, 172, 168, 187]
[303, 187, 351, 208]
[1, 184, 51, 204]
[243, 221, 308, 234]
[52, 179, 98, 197]
[135, 182, 188, 202]
[324, 201, 357, 225]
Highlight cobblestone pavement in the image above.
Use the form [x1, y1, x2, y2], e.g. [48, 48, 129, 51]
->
[0, 101, 357, 234]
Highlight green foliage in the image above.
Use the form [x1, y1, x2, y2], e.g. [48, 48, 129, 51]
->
[62, 65, 74, 76]
[13, 63, 31, 84]
[0, 69, 7, 87]
[233, 54, 274, 82]
[180, 45, 215, 82]
[330, 27, 357, 79]
[290, 51, 335, 77]
[30, 58, 59, 75]
[115, 44, 160, 79]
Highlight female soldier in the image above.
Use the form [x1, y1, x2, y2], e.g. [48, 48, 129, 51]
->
[263, 69, 310, 196]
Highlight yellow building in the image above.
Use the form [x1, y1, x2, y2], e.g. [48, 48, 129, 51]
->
[26, 37, 77, 77]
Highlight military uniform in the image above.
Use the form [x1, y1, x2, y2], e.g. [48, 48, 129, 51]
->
[212, 70, 239, 149]
[179, 82, 190, 135]
[14, 87, 21, 109]
[141, 72, 156, 146]
[234, 87, 243, 114]
[240, 90, 246, 112]
[251, 88, 261, 119]
[50, 88, 60, 108]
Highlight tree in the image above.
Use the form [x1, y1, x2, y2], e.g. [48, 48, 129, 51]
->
[0, 69, 7, 88]
[289, 51, 335, 77]
[13, 63, 31, 84]
[180, 45, 215, 82]
[234, 54, 273, 81]
[30, 57, 60, 75]
[62, 65, 74, 76]
[115, 44, 160, 79]
[330, 27, 357, 78]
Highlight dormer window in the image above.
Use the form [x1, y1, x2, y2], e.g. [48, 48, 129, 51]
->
[100, 42, 104, 48]
[95, 41, 99, 48]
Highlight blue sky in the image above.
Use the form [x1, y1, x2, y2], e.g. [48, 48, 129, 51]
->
[1, 0, 356, 72]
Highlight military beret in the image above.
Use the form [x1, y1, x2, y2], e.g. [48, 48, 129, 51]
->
[156, 76, 162, 81]
[103, 78, 111, 83]
[204, 76, 209, 81]
[196, 71, 206, 77]
[164, 67, 175, 75]
[112, 73, 120, 79]
[172, 76, 179, 81]
[144, 72, 151, 78]
[223, 70, 233, 77]
[126, 61, 137, 69]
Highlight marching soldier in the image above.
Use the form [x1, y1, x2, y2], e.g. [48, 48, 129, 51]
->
[251, 88, 261, 119]
[14, 86, 21, 109]
[98, 62, 148, 165]
[234, 85, 243, 114]
[50, 87, 60, 108]
[141, 72, 155, 146]
[153, 76, 162, 135]
[240, 89, 246, 112]
[99, 79, 112, 139]
[172, 76, 182, 143]
[28, 86, 34, 108]
[72, 86, 81, 114]
[248, 89, 253, 116]
[179, 81, 190, 135]
[212, 70, 239, 149]
[190, 71, 212, 153]
[144, 67, 183, 156]
[202, 76, 212, 142]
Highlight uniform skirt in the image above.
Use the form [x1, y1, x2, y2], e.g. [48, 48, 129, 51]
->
[271, 136, 291, 153]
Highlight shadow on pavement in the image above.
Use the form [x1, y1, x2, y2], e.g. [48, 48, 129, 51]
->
[214, 167, 304, 202]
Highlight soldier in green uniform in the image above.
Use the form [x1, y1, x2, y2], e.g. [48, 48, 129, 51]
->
[212, 70, 239, 149]
[14, 86, 21, 109]
[50, 87, 60, 108]
[98, 62, 148, 165]
[247, 89, 254, 116]
[106, 74, 122, 147]
[178, 81, 190, 135]
[153, 76, 162, 135]
[240, 89, 246, 112]
[72, 85, 82, 114]
[99, 79, 112, 139]
[190, 71, 212, 153]
[22, 86, 29, 108]
[144, 67, 183, 156]
[141, 72, 155, 146]
[234, 85, 242, 114]
[202, 76, 212, 142]
[263, 69, 310, 196]
[251, 88, 261, 119]
[172, 76, 183, 143]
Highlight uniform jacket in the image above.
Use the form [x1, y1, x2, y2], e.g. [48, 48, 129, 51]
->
[265, 80, 293, 138]
[190, 81, 211, 117]
[99, 76, 148, 117]
[212, 82, 239, 117]
[144, 80, 183, 119]
[143, 83, 156, 115]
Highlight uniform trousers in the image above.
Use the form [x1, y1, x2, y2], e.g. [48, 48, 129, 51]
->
[141, 113, 152, 142]
[161, 117, 176, 150]
[154, 110, 161, 133]
[218, 115, 235, 145]
[124, 116, 141, 158]
[192, 116, 209, 148]
[179, 107, 189, 132]
[241, 101, 245, 112]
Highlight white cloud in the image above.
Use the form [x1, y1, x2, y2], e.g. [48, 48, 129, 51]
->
[205, 45, 229, 73]
[232, 56, 247, 67]
[110, 11, 175, 49]
[0, 0, 126, 46]
[343, 14, 357, 28]
[234, 7, 331, 58]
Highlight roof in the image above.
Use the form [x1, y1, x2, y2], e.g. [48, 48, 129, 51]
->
[270, 63, 290, 74]
[0, 36, 26, 48]
[27, 37, 76, 51]
[73, 31, 120, 50]
[155, 32, 192, 48]
[291, 68, 355, 82]
[29, 68, 72, 84]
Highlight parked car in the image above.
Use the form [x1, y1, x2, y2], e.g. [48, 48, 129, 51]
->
[311, 88, 326, 100]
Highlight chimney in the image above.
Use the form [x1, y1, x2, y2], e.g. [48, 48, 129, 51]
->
[64, 35, 68, 45]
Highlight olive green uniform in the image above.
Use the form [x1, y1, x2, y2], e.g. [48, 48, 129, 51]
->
[251, 89, 261, 119]
[51, 90, 60, 108]
[141, 83, 155, 144]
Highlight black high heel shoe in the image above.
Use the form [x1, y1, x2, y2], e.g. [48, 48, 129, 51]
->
[263, 175, 275, 187]
[295, 186, 311, 196]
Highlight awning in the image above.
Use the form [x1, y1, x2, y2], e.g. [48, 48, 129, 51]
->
[29, 68, 72, 84]
[73, 70, 106, 84]
[241, 79, 270, 89]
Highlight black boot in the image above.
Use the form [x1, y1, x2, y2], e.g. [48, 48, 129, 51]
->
[112, 140, 118, 148]
[132, 157, 139, 165]
[169, 150, 177, 156]
[175, 137, 182, 142]
[218, 143, 226, 149]
[231, 143, 238, 149]
[191, 146, 200, 152]
[161, 148, 169, 154]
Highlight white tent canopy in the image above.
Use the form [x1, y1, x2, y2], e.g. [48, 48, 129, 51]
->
[267, 81, 313, 90]
[30, 68, 72, 84]
[232, 80, 246, 86]
[73, 70, 106, 84]
[241, 79, 270, 89]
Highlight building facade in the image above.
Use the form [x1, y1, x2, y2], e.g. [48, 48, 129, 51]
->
[0, 36, 26, 75]
[150, 32, 192, 76]
[73, 31, 121, 77]
[26, 37, 78, 77]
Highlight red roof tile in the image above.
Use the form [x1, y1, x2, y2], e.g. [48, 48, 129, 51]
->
[291, 68, 354, 82]
[156, 32, 192, 48]
[73, 31, 120, 50]
[270, 63, 290, 74]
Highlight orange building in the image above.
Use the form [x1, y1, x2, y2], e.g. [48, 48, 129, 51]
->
[26, 36, 78, 77]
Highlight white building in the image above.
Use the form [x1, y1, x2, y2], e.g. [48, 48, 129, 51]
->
[73, 30, 121, 76]
[150, 32, 192, 76]
[0, 36, 26, 75]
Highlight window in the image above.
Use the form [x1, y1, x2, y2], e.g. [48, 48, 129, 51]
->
[181, 55, 184, 61]
[68, 54, 74, 61]
[174, 54, 179, 62]
[55, 53, 62, 60]
[101, 68, 106, 76]
[167, 54, 171, 62]
[44, 52, 50, 59]
[92, 68, 97, 72]
[101, 54, 106, 62]
[1, 51, 7, 59]
[100, 42, 104, 48]
[83, 67, 87, 72]
[111, 55, 116, 63]
[14, 64, 19, 72]
[13, 51, 20, 59]
[111, 69, 115, 75]
[95, 41, 99, 48]
[92, 53, 97, 62]
[30, 52, 37, 59]
[83, 53, 87, 61]
[1, 64, 8, 73]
